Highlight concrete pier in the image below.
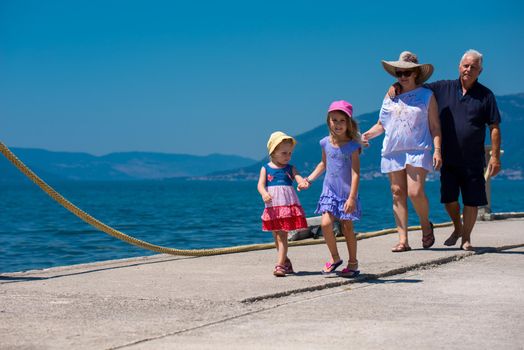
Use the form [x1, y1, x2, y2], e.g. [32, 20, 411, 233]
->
[1, 218, 523, 349]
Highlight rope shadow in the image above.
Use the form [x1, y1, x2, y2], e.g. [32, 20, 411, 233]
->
[474, 246, 524, 255]
[0, 275, 45, 282]
[411, 247, 462, 252]
[293, 271, 324, 277]
[492, 250, 524, 255]
[0, 255, 190, 284]
[362, 276, 423, 284]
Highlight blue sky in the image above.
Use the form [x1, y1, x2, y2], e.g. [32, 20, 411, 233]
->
[1, 1, 523, 160]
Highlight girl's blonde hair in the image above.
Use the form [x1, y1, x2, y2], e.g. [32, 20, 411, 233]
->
[326, 111, 362, 144]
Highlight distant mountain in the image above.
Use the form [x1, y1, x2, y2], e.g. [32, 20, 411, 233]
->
[208, 92, 524, 181]
[0, 148, 257, 182]
[204, 111, 380, 181]
[3, 93, 522, 183]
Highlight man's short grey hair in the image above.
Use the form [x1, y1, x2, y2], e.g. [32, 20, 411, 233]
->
[461, 49, 483, 68]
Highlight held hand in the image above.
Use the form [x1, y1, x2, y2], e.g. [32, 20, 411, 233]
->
[297, 180, 310, 191]
[262, 193, 272, 203]
[361, 132, 371, 147]
[488, 157, 501, 177]
[344, 197, 356, 214]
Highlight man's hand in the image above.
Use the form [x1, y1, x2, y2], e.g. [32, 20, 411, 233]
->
[388, 82, 402, 99]
[487, 124, 501, 178]
[487, 156, 501, 177]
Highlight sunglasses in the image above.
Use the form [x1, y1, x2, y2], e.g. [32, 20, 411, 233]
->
[395, 70, 414, 78]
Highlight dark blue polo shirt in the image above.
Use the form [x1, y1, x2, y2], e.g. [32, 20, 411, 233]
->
[425, 79, 501, 168]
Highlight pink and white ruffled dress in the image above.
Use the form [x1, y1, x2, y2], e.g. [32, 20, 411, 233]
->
[261, 163, 308, 232]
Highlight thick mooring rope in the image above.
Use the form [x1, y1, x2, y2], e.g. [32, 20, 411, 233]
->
[0, 141, 453, 256]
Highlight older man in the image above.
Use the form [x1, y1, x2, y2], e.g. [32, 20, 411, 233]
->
[424, 49, 502, 250]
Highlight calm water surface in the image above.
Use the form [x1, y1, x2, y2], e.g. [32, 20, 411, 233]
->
[1, 178, 522, 272]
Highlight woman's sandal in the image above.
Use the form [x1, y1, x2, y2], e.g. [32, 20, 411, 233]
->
[339, 261, 360, 278]
[422, 222, 435, 249]
[273, 265, 286, 277]
[321, 259, 343, 274]
[391, 242, 412, 252]
[444, 232, 461, 246]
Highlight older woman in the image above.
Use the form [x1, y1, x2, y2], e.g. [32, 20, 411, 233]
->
[362, 51, 442, 252]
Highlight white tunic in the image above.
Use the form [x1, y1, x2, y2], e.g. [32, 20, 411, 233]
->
[379, 87, 434, 173]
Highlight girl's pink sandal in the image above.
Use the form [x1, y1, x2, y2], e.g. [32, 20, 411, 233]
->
[339, 261, 360, 278]
[321, 260, 343, 274]
[339, 267, 360, 278]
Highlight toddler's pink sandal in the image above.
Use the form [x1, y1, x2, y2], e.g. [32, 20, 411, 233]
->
[273, 265, 286, 277]
[284, 258, 294, 274]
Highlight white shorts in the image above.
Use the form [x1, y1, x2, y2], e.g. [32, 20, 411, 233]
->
[381, 150, 433, 173]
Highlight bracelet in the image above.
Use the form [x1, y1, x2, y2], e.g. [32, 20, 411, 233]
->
[305, 177, 312, 184]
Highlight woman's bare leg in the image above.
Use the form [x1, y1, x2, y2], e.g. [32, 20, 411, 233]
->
[389, 170, 409, 246]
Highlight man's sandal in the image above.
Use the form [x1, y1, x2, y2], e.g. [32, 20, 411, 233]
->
[461, 242, 474, 251]
[391, 242, 411, 252]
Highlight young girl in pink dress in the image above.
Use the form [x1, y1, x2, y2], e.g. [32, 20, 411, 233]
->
[257, 131, 308, 277]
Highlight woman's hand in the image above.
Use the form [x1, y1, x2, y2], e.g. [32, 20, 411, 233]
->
[344, 197, 356, 214]
[361, 132, 372, 147]
[361, 121, 385, 147]
[433, 148, 442, 171]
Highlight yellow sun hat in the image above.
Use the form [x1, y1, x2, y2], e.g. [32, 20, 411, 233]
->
[267, 131, 296, 155]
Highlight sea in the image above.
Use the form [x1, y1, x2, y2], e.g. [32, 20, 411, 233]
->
[1, 178, 523, 273]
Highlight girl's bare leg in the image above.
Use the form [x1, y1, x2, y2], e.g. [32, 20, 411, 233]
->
[341, 220, 357, 265]
[321, 212, 341, 263]
[273, 231, 288, 266]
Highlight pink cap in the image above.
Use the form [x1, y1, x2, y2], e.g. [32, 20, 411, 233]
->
[328, 100, 353, 118]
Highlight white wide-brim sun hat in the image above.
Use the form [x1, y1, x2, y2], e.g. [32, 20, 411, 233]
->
[382, 51, 434, 85]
